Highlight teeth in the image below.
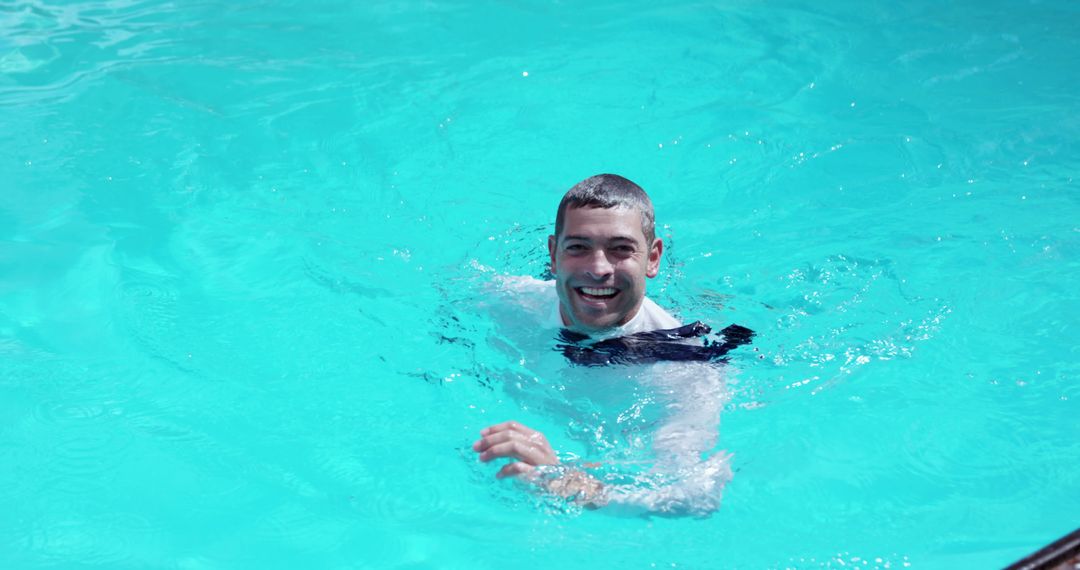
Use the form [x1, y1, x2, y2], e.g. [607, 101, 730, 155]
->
[581, 287, 617, 296]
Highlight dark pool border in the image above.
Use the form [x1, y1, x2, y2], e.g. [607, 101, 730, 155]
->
[1005, 527, 1080, 570]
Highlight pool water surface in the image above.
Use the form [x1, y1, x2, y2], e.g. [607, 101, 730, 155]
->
[1, 0, 1078, 568]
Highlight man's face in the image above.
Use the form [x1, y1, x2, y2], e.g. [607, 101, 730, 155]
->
[548, 206, 663, 332]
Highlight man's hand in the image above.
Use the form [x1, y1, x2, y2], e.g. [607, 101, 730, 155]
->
[472, 420, 558, 479]
[473, 420, 606, 506]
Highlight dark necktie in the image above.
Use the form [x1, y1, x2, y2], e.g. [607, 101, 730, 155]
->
[556, 322, 754, 367]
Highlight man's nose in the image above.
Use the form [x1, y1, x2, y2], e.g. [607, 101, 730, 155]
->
[584, 250, 614, 280]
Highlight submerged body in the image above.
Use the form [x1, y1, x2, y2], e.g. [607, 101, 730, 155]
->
[483, 276, 734, 516]
[472, 174, 735, 516]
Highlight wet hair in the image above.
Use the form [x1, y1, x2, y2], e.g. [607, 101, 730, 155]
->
[554, 174, 656, 244]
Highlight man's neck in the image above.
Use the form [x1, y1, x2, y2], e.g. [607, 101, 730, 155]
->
[559, 302, 645, 336]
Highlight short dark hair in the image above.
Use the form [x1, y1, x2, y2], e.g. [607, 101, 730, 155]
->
[554, 174, 656, 244]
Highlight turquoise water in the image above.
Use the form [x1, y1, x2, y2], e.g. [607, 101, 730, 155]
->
[2, 0, 1078, 567]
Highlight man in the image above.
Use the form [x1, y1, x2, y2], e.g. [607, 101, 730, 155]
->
[471, 174, 733, 515]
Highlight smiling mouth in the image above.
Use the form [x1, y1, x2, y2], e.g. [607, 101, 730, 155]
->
[576, 287, 619, 301]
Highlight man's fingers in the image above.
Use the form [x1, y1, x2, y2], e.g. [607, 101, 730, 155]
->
[473, 420, 558, 472]
[496, 462, 536, 480]
[472, 429, 513, 452]
[478, 440, 555, 466]
[480, 420, 541, 439]
[472, 428, 549, 453]
[477, 440, 536, 464]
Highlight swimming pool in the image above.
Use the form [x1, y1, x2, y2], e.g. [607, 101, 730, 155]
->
[1, 0, 1077, 567]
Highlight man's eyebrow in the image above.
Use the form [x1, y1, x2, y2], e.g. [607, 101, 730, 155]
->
[561, 234, 641, 244]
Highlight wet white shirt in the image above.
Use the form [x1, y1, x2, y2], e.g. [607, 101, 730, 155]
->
[492, 275, 733, 516]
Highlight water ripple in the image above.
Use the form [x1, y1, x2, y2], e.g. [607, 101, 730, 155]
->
[0, 0, 186, 105]
[736, 254, 950, 396]
[15, 512, 156, 567]
[360, 473, 452, 527]
[251, 502, 354, 553]
[114, 275, 193, 374]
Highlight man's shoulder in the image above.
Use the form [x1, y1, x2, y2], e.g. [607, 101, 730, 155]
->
[632, 296, 682, 333]
[491, 275, 561, 328]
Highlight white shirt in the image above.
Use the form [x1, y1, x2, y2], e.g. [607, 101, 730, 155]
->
[491, 275, 733, 516]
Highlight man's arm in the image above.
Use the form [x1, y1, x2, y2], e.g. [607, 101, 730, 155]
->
[473, 361, 733, 516]
[600, 360, 732, 516]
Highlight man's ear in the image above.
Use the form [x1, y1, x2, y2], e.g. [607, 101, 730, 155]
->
[646, 238, 663, 278]
[548, 234, 558, 275]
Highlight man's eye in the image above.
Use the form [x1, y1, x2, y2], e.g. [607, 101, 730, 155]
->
[566, 244, 587, 252]
[613, 246, 635, 254]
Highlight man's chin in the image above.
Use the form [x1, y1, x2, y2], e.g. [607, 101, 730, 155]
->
[560, 297, 629, 331]
[567, 310, 623, 332]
